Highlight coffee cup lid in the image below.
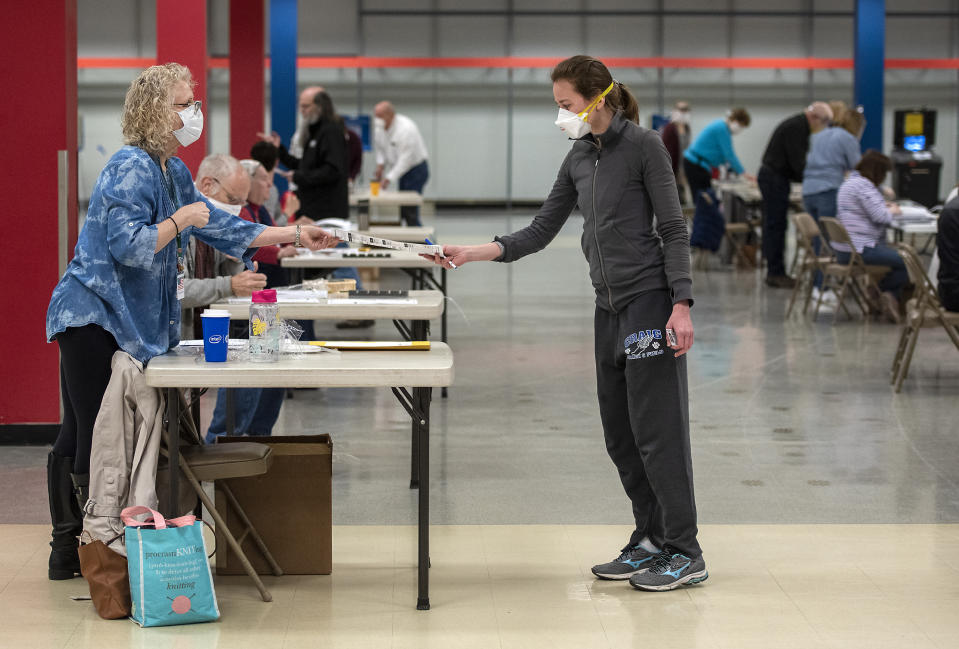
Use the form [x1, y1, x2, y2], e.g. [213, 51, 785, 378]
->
[201, 309, 231, 317]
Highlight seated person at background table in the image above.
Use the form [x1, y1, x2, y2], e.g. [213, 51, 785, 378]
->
[181, 153, 268, 339]
[937, 192, 959, 312]
[44, 62, 338, 580]
[801, 108, 865, 299]
[834, 150, 908, 322]
[204, 159, 293, 445]
[238, 159, 298, 288]
[682, 107, 752, 201]
[250, 141, 300, 227]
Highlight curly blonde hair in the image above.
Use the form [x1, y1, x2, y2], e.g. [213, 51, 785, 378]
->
[121, 63, 195, 156]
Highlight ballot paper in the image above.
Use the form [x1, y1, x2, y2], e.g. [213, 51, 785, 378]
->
[895, 205, 937, 223]
[326, 298, 418, 305]
[227, 289, 326, 303]
[328, 228, 444, 257]
[308, 340, 430, 350]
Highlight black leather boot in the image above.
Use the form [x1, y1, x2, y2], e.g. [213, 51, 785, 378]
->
[70, 472, 89, 512]
[47, 453, 82, 580]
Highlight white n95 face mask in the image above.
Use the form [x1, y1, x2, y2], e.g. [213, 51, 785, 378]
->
[555, 108, 592, 139]
[728, 121, 743, 135]
[206, 196, 243, 217]
[173, 102, 204, 147]
[554, 80, 615, 139]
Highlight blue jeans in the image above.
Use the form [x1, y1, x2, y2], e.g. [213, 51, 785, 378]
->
[206, 387, 285, 444]
[835, 244, 909, 299]
[398, 160, 429, 227]
[330, 241, 363, 288]
[802, 189, 838, 288]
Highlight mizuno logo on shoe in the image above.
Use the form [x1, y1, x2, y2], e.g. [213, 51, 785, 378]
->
[663, 560, 690, 578]
[623, 556, 653, 568]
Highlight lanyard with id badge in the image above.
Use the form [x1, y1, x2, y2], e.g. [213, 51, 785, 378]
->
[159, 166, 186, 301]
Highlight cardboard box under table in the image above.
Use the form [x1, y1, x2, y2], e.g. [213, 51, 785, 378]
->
[214, 435, 332, 575]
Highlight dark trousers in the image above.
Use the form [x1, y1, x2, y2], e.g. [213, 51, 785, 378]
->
[758, 165, 791, 277]
[941, 283, 959, 312]
[683, 158, 712, 201]
[52, 324, 119, 474]
[399, 160, 429, 226]
[594, 290, 701, 559]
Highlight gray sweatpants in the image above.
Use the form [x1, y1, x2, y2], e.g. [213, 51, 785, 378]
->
[594, 289, 702, 558]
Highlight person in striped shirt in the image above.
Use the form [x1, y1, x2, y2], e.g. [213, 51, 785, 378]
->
[834, 150, 909, 321]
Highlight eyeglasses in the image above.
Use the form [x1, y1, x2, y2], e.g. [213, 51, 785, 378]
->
[172, 100, 202, 116]
[211, 177, 245, 205]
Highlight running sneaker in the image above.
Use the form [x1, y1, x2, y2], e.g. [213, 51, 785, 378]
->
[628, 548, 708, 591]
[591, 544, 659, 580]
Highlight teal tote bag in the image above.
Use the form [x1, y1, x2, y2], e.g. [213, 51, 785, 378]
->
[122, 506, 219, 627]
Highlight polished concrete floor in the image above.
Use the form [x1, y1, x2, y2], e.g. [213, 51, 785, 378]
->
[2, 210, 958, 646]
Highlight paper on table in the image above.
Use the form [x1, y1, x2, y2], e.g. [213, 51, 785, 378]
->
[326, 298, 418, 305]
[227, 289, 326, 303]
[895, 205, 936, 222]
[328, 228, 444, 257]
[308, 340, 430, 350]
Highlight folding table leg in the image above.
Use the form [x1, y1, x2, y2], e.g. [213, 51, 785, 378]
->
[415, 385, 431, 611]
[165, 388, 180, 516]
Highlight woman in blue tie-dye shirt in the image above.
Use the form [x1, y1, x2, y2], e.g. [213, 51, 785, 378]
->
[43, 63, 338, 580]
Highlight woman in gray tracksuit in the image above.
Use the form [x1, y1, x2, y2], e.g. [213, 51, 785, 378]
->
[425, 55, 706, 592]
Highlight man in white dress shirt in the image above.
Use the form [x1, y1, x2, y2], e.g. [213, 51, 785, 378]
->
[373, 101, 430, 226]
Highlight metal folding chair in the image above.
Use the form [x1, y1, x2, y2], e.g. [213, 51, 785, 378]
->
[816, 218, 890, 324]
[891, 244, 959, 392]
[161, 391, 283, 602]
[786, 213, 836, 317]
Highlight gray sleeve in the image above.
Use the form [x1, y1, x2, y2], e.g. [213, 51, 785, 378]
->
[641, 130, 694, 305]
[494, 152, 578, 263]
[181, 276, 234, 309]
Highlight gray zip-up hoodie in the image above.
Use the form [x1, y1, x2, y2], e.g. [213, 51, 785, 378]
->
[496, 111, 693, 312]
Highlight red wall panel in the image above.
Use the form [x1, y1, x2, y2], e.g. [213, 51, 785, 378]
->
[0, 0, 77, 426]
[230, 0, 265, 160]
[156, 0, 208, 176]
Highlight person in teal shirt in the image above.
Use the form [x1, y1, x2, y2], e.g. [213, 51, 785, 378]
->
[44, 63, 338, 582]
[682, 107, 752, 200]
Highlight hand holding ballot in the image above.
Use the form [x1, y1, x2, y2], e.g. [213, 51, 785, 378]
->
[420, 242, 505, 270]
[299, 226, 341, 250]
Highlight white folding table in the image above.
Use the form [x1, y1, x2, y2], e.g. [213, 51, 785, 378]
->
[145, 344, 454, 610]
[282, 252, 449, 350]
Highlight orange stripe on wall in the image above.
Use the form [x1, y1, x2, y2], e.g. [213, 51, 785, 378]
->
[78, 56, 959, 70]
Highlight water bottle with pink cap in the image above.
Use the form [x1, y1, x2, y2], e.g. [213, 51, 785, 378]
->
[249, 289, 280, 362]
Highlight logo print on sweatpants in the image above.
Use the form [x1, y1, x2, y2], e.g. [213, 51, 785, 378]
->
[625, 329, 665, 360]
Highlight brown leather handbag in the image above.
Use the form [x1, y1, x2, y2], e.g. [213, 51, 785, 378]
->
[78, 531, 131, 619]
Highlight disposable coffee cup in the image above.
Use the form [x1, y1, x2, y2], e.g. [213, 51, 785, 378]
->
[200, 309, 231, 362]
[370, 181, 380, 196]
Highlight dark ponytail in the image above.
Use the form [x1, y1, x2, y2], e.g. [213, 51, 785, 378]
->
[551, 55, 639, 124]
